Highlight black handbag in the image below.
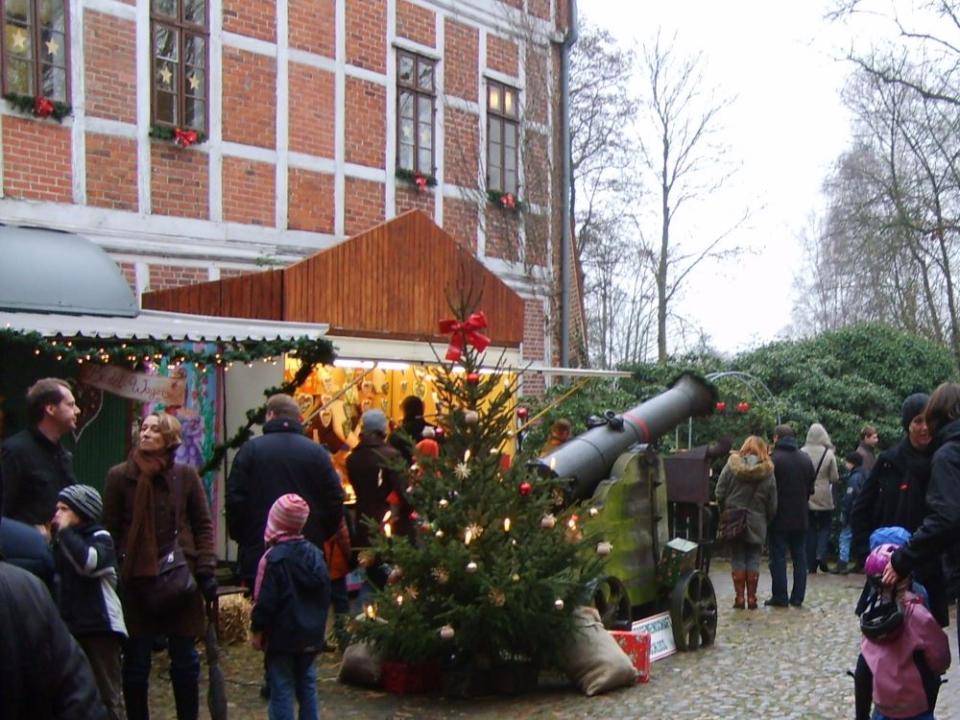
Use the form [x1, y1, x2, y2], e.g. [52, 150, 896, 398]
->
[136, 469, 197, 615]
[719, 480, 760, 541]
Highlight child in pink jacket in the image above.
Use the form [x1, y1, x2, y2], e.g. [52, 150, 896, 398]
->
[860, 544, 950, 720]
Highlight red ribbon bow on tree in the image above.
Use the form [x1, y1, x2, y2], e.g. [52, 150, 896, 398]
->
[501, 192, 516, 209]
[34, 96, 54, 118]
[173, 128, 199, 148]
[414, 174, 427, 191]
[438, 311, 491, 362]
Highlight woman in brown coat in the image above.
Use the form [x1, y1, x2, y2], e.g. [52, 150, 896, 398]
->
[102, 413, 216, 720]
[716, 435, 778, 610]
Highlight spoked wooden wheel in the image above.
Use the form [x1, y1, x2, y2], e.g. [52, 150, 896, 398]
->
[670, 569, 717, 650]
[593, 575, 632, 630]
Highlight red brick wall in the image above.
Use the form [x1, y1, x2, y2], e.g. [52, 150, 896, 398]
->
[395, 183, 435, 216]
[529, 0, 551, 19]
[522, 298, 546, 361]
[524, 212, 548, 268]
[287, 168, 334, 233]
[2, 117, 72, 202]
[444, 107, 479, 187]
[445, 19, 478, 102]
[150, 144, 209, 219]
[344, 177, 384, 236]
[148, 264, 209, 291]
[289, 64, 335, 158]
[500, 0, 522, 8]
[346, 0, 385, 72]
[289, 0, 334, 57]
[223, 157, 275, 226]
[396, 0, 435, 47]
[223, 0, 275, 42]
[84, 11, 136, 124]
[345, 78, 385, 168]
[486, 34, 518, 76]
[524, 130, 549, 207]
[86, 133, 138, 211]
[443, 197, 478, 253]
[117, 261, 136, 292]
[222, 48, 276, 148]
[525, 46, 549, 125]
[485, 206, 521, 262]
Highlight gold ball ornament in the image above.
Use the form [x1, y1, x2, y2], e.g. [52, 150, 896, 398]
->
[466, 561, 478, 574]
[597, 541, 613, 556]
[440, 625, 455, 640]
[464, 410, 479, 425]
[554, 599, 565, 610]
[512, 573, 520, 582]
[541, 514, 557, 529]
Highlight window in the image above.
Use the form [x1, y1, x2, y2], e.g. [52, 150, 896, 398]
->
[487, 81, 518, 194]
[397, 50, 435, 176]
[151, 0, 207, 133]
[2, 0, 69, 102]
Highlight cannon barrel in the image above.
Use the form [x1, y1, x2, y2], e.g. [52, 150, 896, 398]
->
[533, 372, 717, 499]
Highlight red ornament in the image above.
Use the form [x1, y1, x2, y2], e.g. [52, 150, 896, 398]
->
[434, 426, 445, 440]
[34, 96, 54, 118]
[438, 311, 491, 362]
[518, 481, 533, 496]
[414, 174, 427, 191]
[466, 372, 480, 386]
[715, 401, 726, 413]
[517, 406, 529, 420]
[173, 127, 199, 148]
[409, 511, 420, 523]
[501, 192, 516, 209]
[737, 402, 750, 413]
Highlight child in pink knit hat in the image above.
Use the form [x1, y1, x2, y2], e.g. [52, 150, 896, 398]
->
[251, 494, 330, 719]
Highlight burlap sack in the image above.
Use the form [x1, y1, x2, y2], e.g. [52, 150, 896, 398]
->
[338, 641, 382, 688]
[558, 606, 638, 696]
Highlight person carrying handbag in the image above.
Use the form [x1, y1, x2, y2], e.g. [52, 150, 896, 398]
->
[715, 436, 778, 609]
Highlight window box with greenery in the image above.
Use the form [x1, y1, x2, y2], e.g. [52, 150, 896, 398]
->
[150, 0, 208, 146]
[2, 0, 71, 121]
[395, 167, 437, 192]
[487, 189, 524, 214]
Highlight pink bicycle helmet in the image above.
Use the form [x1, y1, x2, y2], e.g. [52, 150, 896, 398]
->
[864, 543, 899, 578]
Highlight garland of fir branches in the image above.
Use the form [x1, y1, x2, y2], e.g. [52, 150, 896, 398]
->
[149, 125, 208, 145]
[4, 93, 72, 122]
[0, 328, 336, 475]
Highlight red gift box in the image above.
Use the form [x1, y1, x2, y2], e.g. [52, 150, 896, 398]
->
[380, 660, 441, 694]
[610, 630, 651, 683]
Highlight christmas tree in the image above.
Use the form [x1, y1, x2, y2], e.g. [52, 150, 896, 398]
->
[352, 300, 604, 679]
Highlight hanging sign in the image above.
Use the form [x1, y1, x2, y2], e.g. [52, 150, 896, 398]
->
[632, 611, 676, 661]
[80, 364, 186, 406]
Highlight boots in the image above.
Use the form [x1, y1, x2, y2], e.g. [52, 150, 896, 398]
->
[745, 572, 759, 609]
[123, 683, 150, 720]
[832, 560, 849, 575]
[171, 672, 199, 720]
[732, 570, 747, 609]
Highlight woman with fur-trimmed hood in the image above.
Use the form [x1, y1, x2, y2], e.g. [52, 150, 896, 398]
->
[716, 436, 778, 609]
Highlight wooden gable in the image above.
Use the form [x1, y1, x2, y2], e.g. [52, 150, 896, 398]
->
[142, 211, 525, 347]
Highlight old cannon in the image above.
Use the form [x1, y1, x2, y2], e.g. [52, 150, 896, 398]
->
[533, 372, 719, 651]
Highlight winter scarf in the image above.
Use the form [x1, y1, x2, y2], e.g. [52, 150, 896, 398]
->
[121, 448, 171, 580]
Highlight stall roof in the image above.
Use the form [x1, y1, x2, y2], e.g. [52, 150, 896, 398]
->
[142, 211, 525, 347]
[0, 308, 329, 342]
[1, 225, 138, 317]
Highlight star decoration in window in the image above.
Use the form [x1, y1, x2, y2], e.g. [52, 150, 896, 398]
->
[45, 37, 59, 57]
[188, 73, 200, 91]
[11, 28, 27, 52]
[159, 65, 173, 86]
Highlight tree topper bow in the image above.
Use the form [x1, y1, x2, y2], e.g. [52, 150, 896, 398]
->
[438, 311, 491, 361]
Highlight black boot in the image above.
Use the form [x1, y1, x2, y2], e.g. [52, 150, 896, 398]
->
[123, 683, 150, 720]
[831, 560, 849, 575]
[171, 673, 199, 720]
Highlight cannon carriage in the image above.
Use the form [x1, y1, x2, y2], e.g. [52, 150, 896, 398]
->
[533, 373, 720, 651]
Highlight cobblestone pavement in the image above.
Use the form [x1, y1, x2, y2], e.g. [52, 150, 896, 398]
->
[149, 559, 960, 719]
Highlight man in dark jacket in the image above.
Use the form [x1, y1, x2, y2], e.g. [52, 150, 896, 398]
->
[856, 425, 880, 474]
[765, 424, 816, 608]
[1, 378, 79, 531]
[0, 518, 108, 718]
[226, 393, 344, 588]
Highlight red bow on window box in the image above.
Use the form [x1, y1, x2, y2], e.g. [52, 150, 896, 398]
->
[34, 96, 54, 118]
[414, 174, 428, 192]
[500, 192, 517, 209]
[173, 128, 199, 148]
[438, 311, 491, 362]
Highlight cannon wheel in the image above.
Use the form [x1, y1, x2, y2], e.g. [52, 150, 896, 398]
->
[669, 569, 717, 651]
[593, 576, 632, 629]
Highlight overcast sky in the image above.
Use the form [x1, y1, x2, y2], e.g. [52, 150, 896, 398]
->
[577, 0, 903, 355]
